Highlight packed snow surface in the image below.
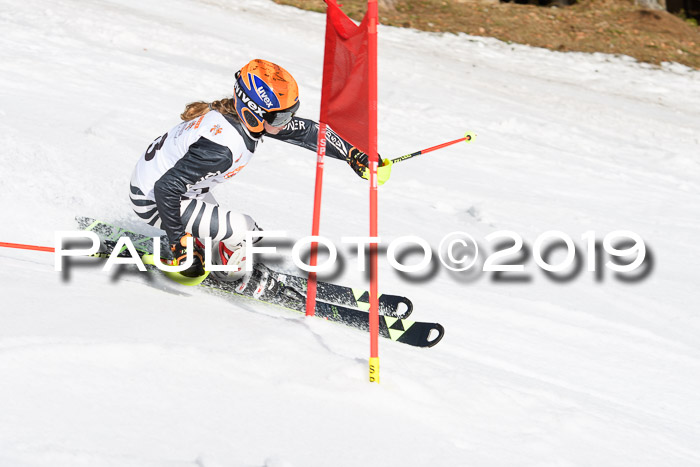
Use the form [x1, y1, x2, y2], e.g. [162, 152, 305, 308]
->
[1, 0, 699, 466]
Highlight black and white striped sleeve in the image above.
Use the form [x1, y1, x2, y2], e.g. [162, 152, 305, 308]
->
[153, 137, 232, 243]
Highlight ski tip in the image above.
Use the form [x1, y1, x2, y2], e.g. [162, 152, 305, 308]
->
[426, 323, 445, 347]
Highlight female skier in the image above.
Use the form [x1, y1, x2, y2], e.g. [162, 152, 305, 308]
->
[129, 59, 372, 279]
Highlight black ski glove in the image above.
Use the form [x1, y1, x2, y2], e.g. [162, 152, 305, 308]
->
[170, 233, 205, 277]
[347, 146, 368, 178]
[348, 147, 386, 179]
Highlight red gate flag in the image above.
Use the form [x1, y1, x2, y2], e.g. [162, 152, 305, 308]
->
[310, 0, 381, 383]
[320, 0, 370, 154]
[307, 0, 372, 318]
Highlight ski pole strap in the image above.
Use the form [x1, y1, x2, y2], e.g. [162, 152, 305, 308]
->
[390, 131, 476, 165]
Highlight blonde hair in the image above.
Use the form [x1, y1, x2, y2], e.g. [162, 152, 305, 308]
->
[180, 98, 237, 121]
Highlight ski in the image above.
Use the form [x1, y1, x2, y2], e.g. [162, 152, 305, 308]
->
[76, 217, 412, 318]
[270, 268, 412, 318]
[75, 217, 443, 348]
[190, 261, 443, 348]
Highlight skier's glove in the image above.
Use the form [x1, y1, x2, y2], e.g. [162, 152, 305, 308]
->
[348, 147, 392, 184]
[170, 233, 205, 277]
[348, 147, 387, 179]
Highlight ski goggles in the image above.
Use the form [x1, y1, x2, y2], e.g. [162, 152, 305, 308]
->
[263, 100, 300, 127]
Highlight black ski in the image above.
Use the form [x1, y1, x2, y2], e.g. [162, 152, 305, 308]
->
[74, 218, 446, 348]
[271, 269, 412, 318]
[198, 263, 443, 348]
[76, 216, 412, 318]
[75, 217, 413, 319]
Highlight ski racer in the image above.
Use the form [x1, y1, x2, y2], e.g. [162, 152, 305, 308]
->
[129, 59, 377, 279]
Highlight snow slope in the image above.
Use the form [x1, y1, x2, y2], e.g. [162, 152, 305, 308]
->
[1, 0, 700, 466]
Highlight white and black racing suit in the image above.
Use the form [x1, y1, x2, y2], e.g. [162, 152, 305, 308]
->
[129, 110, 354, 248]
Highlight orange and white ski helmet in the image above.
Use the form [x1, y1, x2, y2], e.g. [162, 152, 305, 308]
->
[233, 59, 300, 134]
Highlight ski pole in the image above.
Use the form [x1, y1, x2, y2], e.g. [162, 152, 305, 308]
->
[389, 131, 476, 165]
[0, 242, 54, 253]
[361, 131, 476, 184]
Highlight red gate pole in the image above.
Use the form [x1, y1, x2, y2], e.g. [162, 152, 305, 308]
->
[0, 242, 54, 253]
[306, 122, 328, 317]
[367, 0, 380, 383]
